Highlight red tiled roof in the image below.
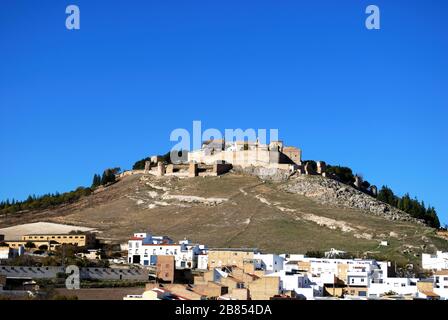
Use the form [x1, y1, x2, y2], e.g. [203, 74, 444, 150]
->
[246, 273, 261, 279]
[434, 270, 448, 276]
[421, 291, 440, 298]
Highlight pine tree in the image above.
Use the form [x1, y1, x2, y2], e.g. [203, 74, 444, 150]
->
[101, 169, 116, 186]
[91, 174, 101, 188]
[101, 171, 108, 185]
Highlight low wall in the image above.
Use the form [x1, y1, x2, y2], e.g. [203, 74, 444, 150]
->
[0, 266, 149, 281]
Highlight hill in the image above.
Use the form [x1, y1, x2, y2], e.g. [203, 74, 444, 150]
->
[1, 171, 447, 268]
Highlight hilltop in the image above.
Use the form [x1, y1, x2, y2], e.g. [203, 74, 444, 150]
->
[1, 171, 447, 268]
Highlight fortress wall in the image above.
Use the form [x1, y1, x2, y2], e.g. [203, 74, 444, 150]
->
[188, 150, 283, 168]
[282, 147, 302, 165]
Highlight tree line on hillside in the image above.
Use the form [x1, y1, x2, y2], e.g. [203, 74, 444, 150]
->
[0, 187, 92, 215]
[376, 186, 440, 228]
[0, 168, 121, 216]
[91, 167, 121, 188]
[324, 164, 440, 228]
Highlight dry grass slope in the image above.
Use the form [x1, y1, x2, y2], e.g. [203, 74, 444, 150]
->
[1, 173, 447, 266]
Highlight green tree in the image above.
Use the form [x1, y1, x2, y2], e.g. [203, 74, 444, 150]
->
[91, 174, 101, 189]
[305, 250, 324, 258]
[132, 157, 151, 170]
[377, 186, 397, 206]
[101, 169, 116, 185]
[325, 165, 355, 185]
[25, 241, 36, 249]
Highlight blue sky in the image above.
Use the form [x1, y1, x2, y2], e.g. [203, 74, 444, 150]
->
[0, 1, 447, 224]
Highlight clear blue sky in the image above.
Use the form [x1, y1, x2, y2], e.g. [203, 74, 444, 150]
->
[0, 1, 447, 224]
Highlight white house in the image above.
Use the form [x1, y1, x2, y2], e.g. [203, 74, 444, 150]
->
[197, 254, 208, 270]
[433, 270, 448, 299]
[128, 233, 207, 269]
[254, 253, 284, 274]
[368, 277, 418, 298]
[265, 269, 317, 299]
[324, 248, 346, 258]
[0, 246, 24, 260]
[422, 251, 448, 271]
[281, 255, 391, 299]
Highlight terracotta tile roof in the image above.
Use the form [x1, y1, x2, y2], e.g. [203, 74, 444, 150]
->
[421, 290, 440, 298]
[246, 273, 261, 280]
[226, 276, 244, 283]
[434, 270, 448, 276]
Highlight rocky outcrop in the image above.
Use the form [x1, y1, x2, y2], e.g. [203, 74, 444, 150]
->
[281, 175, 422, 224]
[232, 166, 292, 182]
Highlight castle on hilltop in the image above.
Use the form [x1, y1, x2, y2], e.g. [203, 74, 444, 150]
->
[188, 139, 302, 171]
[146, 139, 327, 179]
[119, 139, 327, 179]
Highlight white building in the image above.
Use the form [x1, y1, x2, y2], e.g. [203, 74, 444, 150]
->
[265, 270, 318, 299]
[197, 254, 208, 270]
[254, 253, 284, 274]
[128, 233, 207, 269]
[282, 255, 391, 298]
[433, 270, 448, 300]
[0, 246, 24, 260]
[324, 248, 346, 258]
[368, 277, 418, 298]
[422, 251, 448, 271]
